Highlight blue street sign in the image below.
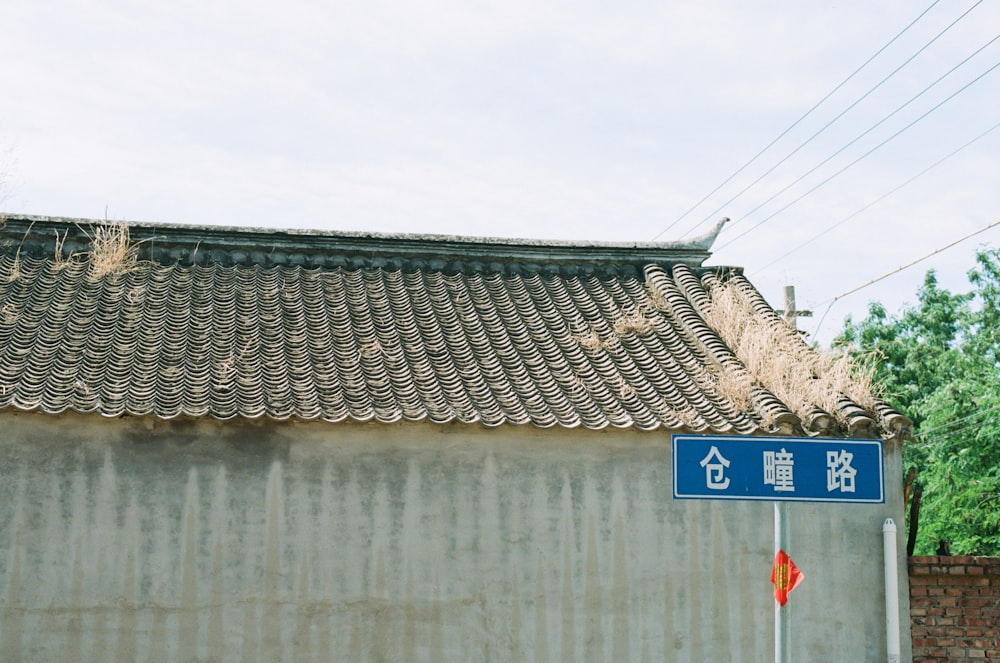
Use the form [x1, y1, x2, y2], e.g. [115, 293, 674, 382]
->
[672, 434, 884, 503]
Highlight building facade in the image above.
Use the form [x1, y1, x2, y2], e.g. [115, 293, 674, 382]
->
[0, 216, 912, 661]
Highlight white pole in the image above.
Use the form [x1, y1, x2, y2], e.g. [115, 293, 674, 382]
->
[774, 502, 788, 663]
[883, 518, 901, 663]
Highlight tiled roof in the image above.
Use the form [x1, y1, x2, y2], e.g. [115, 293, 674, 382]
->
[0, 215, 908, 437]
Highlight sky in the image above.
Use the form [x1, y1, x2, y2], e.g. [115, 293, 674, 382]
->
[2, 0, 999, 346]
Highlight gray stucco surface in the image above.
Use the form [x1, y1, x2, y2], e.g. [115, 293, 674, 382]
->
[0, 411, 911, 662]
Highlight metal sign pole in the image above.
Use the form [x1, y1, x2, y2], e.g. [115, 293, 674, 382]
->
[774, 501, 788, 663]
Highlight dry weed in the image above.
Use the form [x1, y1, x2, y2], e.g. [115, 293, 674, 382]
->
[703, 278, 881, 426]
[51, 229, 76, 270]
[609, 374, 636, 399]
[648, 289, 672, 313]
[5, 220, 35, 283]
[655, 400, 703, 430]
[565, 374, 589, 399]
[1, 303, 19, 325]
[5, 248, 21, 283]
[214, 341, 255, 386]
[611, 303, 656, 336]
[707, 368, 755, 414]
[574, 304, 656, 353]
[572, 323, 608, 352]
[358, 339, 384, 359]
[82, 221, 141, 280]
[125, 286, 146, 306]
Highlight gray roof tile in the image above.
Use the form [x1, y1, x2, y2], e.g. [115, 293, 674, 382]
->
[0, 215, 909, 437]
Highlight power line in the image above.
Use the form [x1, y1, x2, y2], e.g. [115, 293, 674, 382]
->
[809, 219, 1000, 340]
[835, 219, 1000, 300]
[714, 30, 999, 243]
[715, 56, 1000, 252]
[811, 300, 840, 343]
[650, 0, 943, 241]
[915, 402, 1000, 439]
[753, 118, 1000, 275]
[680, 0, 984, 240]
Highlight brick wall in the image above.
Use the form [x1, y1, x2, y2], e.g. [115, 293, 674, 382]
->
[909, 556, 1000, 662]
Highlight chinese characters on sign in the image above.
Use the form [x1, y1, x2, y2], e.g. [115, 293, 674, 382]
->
[700, 445, 730, 490]
[826, 449, 856, 492]
[762, 448, 795, 492]
[674, 435, 883, 503]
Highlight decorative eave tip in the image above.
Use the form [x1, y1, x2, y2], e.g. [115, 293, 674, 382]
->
[684, 217, 730, 251]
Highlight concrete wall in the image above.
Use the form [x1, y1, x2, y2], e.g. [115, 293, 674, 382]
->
[0, 411, 910, 662]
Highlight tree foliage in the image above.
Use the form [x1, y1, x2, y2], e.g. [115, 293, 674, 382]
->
[836, 249, 1000, 555]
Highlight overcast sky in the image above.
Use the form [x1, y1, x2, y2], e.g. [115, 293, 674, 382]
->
[2, 0, 999, 345]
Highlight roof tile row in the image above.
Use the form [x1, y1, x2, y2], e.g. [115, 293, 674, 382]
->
[0, 218, 908, 437]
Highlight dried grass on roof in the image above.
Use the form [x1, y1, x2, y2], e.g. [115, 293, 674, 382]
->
[573, 304, 656, 353]
[51, 230, 74, 270]
[5, 248, 21, 283]
[572, 323, 614, 352]
[611, 304, 656, 336]
[704, 277, 881, 427]
[84, 221, 140, 280]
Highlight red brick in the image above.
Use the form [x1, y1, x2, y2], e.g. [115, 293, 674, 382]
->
[950, 575, 977, 585]
[909, 558, 1000, 662]
[910, 574, 937, 585]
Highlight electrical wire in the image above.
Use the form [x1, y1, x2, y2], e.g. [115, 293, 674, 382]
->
[680, 0, 984, 240]
[715, 57, 1000, 252]
[717, 31, 999, 243]
[809, 219, 1000, 340]
[650, 0, 943, 241]
[811, 300, 840, 343]
[837, 219, 1000, 300]
[753, 119, 1000, 275]
[915, 402, 1000, 439]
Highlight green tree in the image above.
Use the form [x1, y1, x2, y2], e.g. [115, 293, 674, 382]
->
[837, 250, 1000, 555]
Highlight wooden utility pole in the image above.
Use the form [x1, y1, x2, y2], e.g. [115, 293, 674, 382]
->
[776, 285, 812, 330]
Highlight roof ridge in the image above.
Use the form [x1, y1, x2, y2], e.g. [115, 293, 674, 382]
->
[0, 215, 728, 274]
